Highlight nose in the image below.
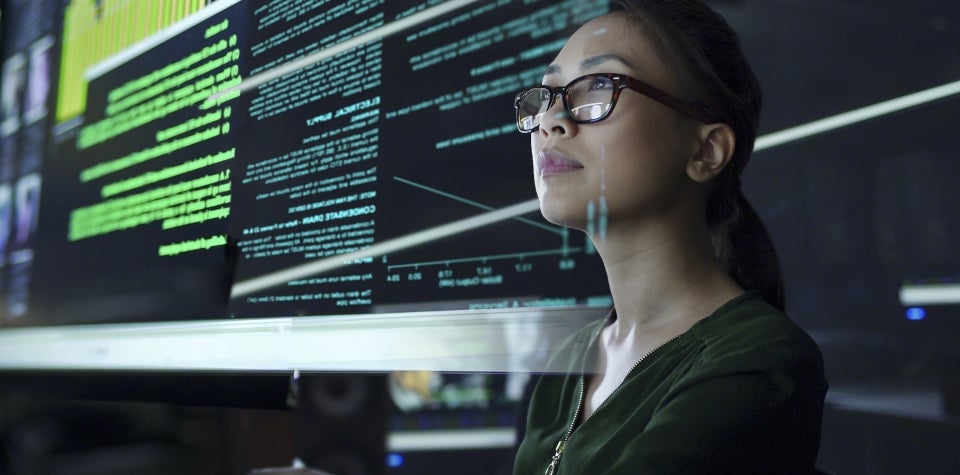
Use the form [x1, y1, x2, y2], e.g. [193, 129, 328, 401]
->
[537, 96, 576, 138]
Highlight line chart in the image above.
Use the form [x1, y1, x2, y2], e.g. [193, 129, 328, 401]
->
[386, 176, 583, 273]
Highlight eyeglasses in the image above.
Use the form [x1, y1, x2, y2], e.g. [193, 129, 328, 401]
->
[513, 73, 717, 133]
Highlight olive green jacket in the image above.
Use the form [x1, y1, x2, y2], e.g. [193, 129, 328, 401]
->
[514, 291, 827, 474]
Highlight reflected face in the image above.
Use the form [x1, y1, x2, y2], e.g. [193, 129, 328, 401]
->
[531, 14, 700, 234]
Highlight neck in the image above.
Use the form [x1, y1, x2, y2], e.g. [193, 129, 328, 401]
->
[591, 216, 743, 336]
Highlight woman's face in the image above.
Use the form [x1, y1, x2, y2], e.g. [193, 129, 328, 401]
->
[532, 14, 702, 234]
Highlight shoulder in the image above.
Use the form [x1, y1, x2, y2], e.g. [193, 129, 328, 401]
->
[540, 309, 609, 374]
[688, 291, 825, 386]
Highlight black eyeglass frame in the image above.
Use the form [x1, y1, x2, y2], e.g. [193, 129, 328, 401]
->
[513, 73, 719, 133]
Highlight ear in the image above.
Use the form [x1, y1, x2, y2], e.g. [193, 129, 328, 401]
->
[686, 123, 735, 183]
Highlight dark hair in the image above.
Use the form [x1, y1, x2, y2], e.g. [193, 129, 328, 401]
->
[609, 0, 785, 310]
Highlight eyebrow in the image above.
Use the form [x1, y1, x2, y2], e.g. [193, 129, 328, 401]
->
[543, 54, 635, 77]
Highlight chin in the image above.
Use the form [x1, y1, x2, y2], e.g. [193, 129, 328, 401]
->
[538, 199, 588, 231]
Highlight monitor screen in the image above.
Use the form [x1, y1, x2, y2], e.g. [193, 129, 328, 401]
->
[0, 0, 614, 372]
[15, 0, 612, 325]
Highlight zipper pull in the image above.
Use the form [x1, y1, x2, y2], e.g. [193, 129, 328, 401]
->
[544, 439, 567, 475]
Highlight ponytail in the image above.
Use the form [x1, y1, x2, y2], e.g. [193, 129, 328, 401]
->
[710, 191, 785, 311]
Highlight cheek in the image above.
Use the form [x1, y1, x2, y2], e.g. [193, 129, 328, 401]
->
[529, 137, 540, 173]
[591, 124, 692, 218]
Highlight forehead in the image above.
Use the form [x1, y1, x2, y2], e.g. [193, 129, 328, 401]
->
[548, 15, 672, 86]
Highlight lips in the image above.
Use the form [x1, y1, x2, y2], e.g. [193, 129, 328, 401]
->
[537, 150, 584, 178]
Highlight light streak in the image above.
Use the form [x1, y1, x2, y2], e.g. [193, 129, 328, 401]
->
[204, 0, 482, 105]
[388, 428, 515, 451]
[899, 282, 960, 306]
[755, 79, 960, 151]
[231, 198, 541, 297]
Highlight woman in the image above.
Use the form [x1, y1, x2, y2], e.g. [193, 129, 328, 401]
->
[512, 1, 827, 473]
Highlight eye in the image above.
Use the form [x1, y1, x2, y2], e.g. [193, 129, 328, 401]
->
[588, 77, 613, 90]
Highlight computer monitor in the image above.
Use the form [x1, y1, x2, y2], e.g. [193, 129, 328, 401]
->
[0, 0, 613, 374]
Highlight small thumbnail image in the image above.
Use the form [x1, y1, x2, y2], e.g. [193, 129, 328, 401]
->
[24, 36, 55, 125]
[1, 53, 26, 137]
[15, 173, 41, 246]
[0, 183, 11, 257]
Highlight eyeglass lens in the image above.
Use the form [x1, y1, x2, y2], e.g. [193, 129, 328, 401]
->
[517, 76, 616, 131]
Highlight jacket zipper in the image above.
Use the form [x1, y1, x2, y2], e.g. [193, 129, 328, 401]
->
[545, 332, 684, 474]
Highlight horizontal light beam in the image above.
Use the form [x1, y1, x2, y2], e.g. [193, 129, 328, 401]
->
[205, 0, 481, 104]
[387, 428, 515, 451]
[755, 79, 960, 151]
[0, 306, 594, 372]
[231, 198, 541, 297]
[899, 282, 960, 306]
